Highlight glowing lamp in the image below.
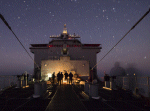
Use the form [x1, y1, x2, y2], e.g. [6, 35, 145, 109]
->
[47, 73, 52, 78]
[48, 45, 53, 47]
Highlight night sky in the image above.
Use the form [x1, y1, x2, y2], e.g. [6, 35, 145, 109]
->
[0, 0, 150, 77]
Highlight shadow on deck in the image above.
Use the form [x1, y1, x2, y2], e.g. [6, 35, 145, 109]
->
[0, 83, 150, 111]
[46, 84, 87, 111]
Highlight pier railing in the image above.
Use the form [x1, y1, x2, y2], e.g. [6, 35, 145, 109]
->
[0, 75, 17, 90]
[114, 76, 150, 97]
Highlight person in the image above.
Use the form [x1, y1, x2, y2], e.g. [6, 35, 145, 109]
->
[52, 72, 55, 84]
[60, 72, 63, 84]
[57, 71, 61, 85]
[69, 72, 73, 85]
[109, 62, 126, 76]
[64, 72, 68, 83]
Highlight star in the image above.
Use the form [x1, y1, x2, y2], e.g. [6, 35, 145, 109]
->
[106, 16, 109, 19]
[112, 7, 116, 12]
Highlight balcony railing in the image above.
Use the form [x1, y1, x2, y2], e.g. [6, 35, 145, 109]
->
[0, 75, 18, 91]
[114, 76, 150, 97]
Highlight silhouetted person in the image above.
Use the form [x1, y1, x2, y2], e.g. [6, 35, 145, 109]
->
[64, 72, 68, 83]
[110, 62, 126, 76]
[60, 72, 63, 84]
[110, 62, 126, 88]
[69, 72, 73, 85]
[52, 72, 55, 84]
[57, 72, 61, 85]
[126, 63, 140, 76]
[126, 63, 140, 91]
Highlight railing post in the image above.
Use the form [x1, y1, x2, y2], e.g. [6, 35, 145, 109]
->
[4, 77, 5, 88]
[123, 77, 126, 89]
[135, 76, 137, 88]
[147, 77, 149, 97]
[9, 77, 10, 86]
[128, 76, 129, 90]
[123, 77, 124, 87]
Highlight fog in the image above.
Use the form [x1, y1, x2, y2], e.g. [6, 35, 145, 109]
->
[97, 61, 150, 80]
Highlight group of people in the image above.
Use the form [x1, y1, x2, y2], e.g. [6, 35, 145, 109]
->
[51, 71, 73, 85]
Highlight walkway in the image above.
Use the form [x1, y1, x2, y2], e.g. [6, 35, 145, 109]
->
[1, 83, 149, 110]
[74, 84, 150, 111]
[45, 84, 88, 111]
[0, 84, 56, 111]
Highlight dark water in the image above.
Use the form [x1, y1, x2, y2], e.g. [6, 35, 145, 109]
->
[0, 75, 17, 90]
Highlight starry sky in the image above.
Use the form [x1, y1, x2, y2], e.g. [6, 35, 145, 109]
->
[0, 0, 150, 77]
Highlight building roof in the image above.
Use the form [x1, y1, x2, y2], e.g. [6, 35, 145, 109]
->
[30, 24, 102, 50]
[50, 24, 80, 40]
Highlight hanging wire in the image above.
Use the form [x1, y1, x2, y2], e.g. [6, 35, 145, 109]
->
[91, 8, 150, 70]
[0, 14, 40, 70]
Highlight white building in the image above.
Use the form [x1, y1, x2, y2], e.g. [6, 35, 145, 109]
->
[30, 24, 102, 81]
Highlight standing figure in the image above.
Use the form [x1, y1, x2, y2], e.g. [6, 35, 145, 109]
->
[69, 72, 73, 85]
[64, 72, 69, 83]
[60, 72, 63, 84]
[52, 72, 55, 84]
[57, 71, 61, 85]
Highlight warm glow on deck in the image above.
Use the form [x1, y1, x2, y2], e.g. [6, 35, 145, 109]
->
[22, 85, 29, 88]
[48, 73, 52, 78]
[103, 87, 112, 90]
[63, 79, 68, 84]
